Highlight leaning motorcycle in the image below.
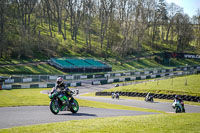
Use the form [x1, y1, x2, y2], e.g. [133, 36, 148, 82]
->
[172, 100, 185, 113]
[112, 92, 120, 99]
[48, 88, 79, 115]
[145, 96, 154, 102]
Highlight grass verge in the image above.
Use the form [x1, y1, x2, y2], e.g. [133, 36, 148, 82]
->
[0, 113, 200, 133]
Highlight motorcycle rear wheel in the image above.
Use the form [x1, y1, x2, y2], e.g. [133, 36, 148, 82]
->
[50, 99, 60, 115]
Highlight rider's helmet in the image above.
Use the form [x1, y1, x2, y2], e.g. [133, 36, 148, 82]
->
[56, 77, 64, 86]
[175, 95, 178, 99]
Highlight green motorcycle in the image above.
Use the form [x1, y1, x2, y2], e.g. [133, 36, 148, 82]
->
[172, 100, 185, 113]
[48, 89, 79, 115]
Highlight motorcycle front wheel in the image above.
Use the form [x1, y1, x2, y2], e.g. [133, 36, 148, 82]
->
[50, 99, 60, 115]
[151, 98, 154, 102]
[70, 99, 79, 113]
[175, 106, 181, 113]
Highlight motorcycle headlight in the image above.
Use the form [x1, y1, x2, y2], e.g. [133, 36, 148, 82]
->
[49, 94, 53, 99]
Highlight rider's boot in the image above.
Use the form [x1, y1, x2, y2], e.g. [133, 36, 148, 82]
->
[182, 106, 185, 112]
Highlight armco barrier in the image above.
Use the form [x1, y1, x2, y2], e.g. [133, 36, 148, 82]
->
[12, 85, 21, 89]
[2, 65, 200, 84]
[47, 83, 55, 88]
[2, 85, 12, 90]
[1, 82, 82, 89]
[96, 92, 200, 102]
[30, 84, 39, 88]
[92, 70, 198, 85]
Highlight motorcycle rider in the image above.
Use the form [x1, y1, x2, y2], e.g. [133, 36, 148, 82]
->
[145, 92, 153, 101]
[53, 77, 72, 107]
[146, 92, 150, 99]
[174, 95, 185, 112]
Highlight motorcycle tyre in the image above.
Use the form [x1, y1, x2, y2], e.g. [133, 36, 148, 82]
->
[70, 99, 79, 113]
[50, 99, 60, 115]
[151, 98, 154, 102]
[175, 106, 181, 113]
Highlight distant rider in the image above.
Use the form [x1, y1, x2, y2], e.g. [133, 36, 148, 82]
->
[146, 92, 152, 101]
[146, 92, 150, 99]
[174, 95, 185, 112]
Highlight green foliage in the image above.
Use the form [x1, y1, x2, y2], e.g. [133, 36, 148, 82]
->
[110, 58, 200, 71]
[0, 1, 200, 76]
[1, 0, 200, 62]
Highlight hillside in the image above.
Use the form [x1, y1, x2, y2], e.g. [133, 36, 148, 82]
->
[0, 57, 200, 75]
[0, 0, 200, 75]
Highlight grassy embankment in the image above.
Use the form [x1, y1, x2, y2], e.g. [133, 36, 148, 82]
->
[0, 58, 200, 75]
[1, 13, 200, 75]
[80, 74, 200, 106]
[0, 22, 200, 75]
[0, 113, 200, 133]
[103, 74, 200, 97]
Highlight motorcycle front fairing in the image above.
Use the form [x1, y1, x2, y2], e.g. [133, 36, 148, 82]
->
[172, 100, 182, 109]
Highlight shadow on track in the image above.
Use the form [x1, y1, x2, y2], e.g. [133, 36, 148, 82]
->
[58, 113, 97, 117]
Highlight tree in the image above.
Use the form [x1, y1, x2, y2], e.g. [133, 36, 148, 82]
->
[166, 2, 182, 45]
[43, 0, 53, 37]
[150, 0, 159, 48]
[174, 13, 193, 52]
[83, 0, 95, 51]
[0, 0, 8, 57]
[99, 0, 114, 49]
[192, 9, 200, 48]
[157, 0, 168, 42]
[69, 0, 84, 41]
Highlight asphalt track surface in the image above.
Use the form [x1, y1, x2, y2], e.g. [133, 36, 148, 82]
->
[0, 84, 200, 129]
[0, 106, 157, 129]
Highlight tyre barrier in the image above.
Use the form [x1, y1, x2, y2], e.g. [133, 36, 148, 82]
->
[95, 92, 200, 102]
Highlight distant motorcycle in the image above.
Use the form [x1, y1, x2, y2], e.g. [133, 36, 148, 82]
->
[145, 96, 154, 102]
[145, 93, 154, 102]
[115, 84, 119, 87]
[172, 99, 185, 113]
[48, 88, 79, 115]
[112, 92, 120, 99]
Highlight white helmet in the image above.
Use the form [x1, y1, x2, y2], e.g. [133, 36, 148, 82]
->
[56, 77, 64, 85]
